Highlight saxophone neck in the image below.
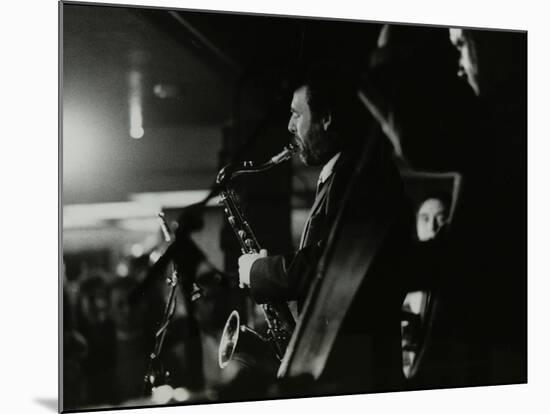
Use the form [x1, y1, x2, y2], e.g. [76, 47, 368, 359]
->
[216, 144, 297, 185]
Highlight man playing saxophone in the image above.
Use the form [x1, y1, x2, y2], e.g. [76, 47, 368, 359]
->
[239, 62, 413, 392]
[236, 63, 412, 393]
[237, 62, 407, 305]
[238, 64, 369, 311]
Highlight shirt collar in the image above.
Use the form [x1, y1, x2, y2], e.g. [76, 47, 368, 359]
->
[318, 152, 341, 186]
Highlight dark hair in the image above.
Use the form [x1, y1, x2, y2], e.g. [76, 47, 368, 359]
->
[294, 62, 371, 144]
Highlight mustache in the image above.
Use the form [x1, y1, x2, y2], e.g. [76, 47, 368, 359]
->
[291, 135, 303, 148]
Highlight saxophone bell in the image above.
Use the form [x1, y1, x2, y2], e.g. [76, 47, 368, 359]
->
[218, 310, 240, 368]
[218, 310, 279, 371]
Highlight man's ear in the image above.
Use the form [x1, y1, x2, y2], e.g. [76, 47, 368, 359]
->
[322, 113, 332, 131]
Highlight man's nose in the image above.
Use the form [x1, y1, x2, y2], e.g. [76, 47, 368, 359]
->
[288, 117, 296, 134]
[457, 55, 467, 79]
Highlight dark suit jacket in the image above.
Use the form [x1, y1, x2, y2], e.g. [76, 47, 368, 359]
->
[249, 148, 359, 308]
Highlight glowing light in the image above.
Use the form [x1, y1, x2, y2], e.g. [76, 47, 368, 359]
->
[153, 83, 181, 99]
[151, 385, 173, 404]
[172, 387, 191, 402]
[63, 201, 159, 229]
[129, 70, 144, 139]
[116, 262, 129, 277]
[149, 251, 162, 263]
[131, 243, 144, 257]
[130, 190, 216, 208]
[130, 125, 144, 139]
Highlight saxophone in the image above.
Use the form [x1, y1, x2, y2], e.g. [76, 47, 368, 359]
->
[216, 145, 298, 368]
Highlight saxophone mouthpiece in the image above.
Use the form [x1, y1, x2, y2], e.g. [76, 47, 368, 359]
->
[270, 144, 298, 164]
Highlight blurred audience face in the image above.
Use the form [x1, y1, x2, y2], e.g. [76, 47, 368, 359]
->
[80, 286, 109, 325]
[110, 279, 143, 334]
[449, 28, 480, 96]
[416, 198, 449, 241]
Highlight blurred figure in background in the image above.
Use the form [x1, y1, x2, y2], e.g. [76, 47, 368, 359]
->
[110, 277, 149, 403]
[448, 27, 527, 385]
[449, 28, 526, 101]
[401, 192, 452, 378]
[75, 272, 116, 405]
[62, 285, 88, 409]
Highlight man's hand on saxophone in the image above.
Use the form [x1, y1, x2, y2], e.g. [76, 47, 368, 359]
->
[238, 249, 268, 288]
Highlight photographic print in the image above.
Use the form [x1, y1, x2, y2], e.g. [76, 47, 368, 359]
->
[60, 1, 527, 412]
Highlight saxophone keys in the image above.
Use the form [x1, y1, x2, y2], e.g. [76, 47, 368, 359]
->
[238, 230, 246, 239]
[228, 216, 236, 226]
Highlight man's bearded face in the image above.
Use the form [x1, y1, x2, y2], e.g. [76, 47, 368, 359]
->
[287, 86, 332, 166]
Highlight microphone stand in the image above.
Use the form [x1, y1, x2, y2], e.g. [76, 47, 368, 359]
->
[143, 213, 204, 394]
